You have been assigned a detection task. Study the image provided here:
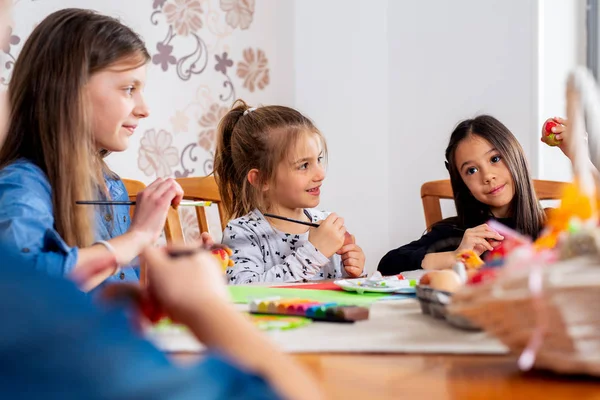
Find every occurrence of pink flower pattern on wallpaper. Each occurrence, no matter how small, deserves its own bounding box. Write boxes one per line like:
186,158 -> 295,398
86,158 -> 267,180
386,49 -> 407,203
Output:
180,207 -> 200,242
163,0 -> 204,36
237,48 -> 269,92
138,129 -> 180,178
170,110 -> 190,134
198,103 -> 229,151
220,0 -> 255,30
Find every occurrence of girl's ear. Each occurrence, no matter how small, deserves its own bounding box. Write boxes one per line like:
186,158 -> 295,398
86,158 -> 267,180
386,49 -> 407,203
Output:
247,169 -> 269,192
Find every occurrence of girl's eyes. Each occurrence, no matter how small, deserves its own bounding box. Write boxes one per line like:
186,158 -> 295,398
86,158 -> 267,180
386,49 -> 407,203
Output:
464,155 -> 502,175
124,86 -> 135,96
298,156 -> 323,170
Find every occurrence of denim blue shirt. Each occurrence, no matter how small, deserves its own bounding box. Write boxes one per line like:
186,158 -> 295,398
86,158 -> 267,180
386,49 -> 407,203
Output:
0,159 -> 139,283
0,267 -> 280,400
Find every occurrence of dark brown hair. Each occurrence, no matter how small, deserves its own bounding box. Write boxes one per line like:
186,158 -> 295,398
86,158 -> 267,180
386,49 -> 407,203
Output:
444,115 -> 545,237
214,99 -> 326,219
0,8 -> 150,247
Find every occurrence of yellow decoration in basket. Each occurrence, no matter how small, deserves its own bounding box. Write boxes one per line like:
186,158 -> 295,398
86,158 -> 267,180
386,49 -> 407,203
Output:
534,182 -> 597,251
455,250 -> 484,269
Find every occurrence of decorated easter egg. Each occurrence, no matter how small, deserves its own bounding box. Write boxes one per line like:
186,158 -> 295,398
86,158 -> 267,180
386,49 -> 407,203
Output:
544,121 -> 561,147
420,270 -> 463,293
212,246 -> 234,271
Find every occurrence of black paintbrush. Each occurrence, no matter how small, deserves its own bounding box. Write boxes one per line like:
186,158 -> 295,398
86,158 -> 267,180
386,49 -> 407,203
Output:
263,213 -> 319,228
76,200 -> 212,207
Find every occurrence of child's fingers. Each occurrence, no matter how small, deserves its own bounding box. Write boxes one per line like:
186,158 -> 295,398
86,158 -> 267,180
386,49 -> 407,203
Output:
488,240 -> 502,248
69,253 -> 118,286
468,237 -> 493,252
554,134 -> 563,141
483,230 -> 504,241
553,116 -> 567,125
200,232 -> 214,246
344,265 -> 362,278
341,250 -> 361,262
477,238 -> 494,252
471,227 -> 503,239
469,229 -> 503,241
323,213 -> 339,226
332,216 -> 345,230
171,181 -> 184,206
336,243 -> 357,255
344,258 -> 364,268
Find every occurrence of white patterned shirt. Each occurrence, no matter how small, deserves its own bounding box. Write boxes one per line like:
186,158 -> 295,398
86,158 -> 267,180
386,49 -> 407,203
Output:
223,208 -> 351,284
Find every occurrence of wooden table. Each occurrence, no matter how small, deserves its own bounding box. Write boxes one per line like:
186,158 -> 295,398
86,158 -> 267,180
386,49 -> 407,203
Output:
173,352 -> 600,399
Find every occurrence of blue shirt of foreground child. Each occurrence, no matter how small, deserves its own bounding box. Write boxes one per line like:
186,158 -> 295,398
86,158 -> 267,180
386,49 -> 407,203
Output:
0,266 -> 280,400
0,159 -> 139,285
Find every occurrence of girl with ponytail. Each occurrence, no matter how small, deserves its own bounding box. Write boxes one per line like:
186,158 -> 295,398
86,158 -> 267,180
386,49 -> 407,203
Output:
214,100 -> 365,284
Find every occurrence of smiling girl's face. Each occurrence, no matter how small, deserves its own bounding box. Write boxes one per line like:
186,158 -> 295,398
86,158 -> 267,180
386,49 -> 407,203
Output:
454,134 -> 515,217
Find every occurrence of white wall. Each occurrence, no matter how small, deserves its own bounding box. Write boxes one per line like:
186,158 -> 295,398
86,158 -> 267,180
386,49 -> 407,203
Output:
538,0 -> 587,182
294,0 -> 390,273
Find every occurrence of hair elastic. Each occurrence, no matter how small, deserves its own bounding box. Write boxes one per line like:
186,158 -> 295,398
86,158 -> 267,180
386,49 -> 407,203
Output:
243,107 -> 257,116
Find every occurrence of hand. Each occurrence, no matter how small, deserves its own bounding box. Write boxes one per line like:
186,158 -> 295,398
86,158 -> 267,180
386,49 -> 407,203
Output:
129,177 -> 184,246
456,224 -> 504,256
336,233 -> 365,277
541,117 -> 573,158
69,252 -> 118,290
308,213 -> 346,258
141,244 -> 228,323
199,231 -> 214,247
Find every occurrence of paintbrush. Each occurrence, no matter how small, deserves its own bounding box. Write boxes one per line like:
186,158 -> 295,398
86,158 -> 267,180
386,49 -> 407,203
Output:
263,212 -> 320,228
76,200 -> 212,207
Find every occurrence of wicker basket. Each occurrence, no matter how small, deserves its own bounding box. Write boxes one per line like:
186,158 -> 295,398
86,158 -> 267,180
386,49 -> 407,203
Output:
416,285 -> 480,331
449,255 -> 600,376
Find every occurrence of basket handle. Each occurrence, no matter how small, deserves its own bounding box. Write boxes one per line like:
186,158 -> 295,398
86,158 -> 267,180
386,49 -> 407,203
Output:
566,68 -> 599,214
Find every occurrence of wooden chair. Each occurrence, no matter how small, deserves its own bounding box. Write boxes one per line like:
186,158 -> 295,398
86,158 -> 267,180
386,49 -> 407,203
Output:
122,178 -> 148,285
169,176 -> 227,242
420,179 -> 568,230
122,178 -> 146,220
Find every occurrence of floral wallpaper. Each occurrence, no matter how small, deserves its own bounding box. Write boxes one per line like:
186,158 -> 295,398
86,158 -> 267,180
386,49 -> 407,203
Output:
3,0 -> 294,240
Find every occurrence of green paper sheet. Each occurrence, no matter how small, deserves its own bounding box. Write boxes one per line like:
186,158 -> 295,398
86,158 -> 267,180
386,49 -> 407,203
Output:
228,286 -> 407,305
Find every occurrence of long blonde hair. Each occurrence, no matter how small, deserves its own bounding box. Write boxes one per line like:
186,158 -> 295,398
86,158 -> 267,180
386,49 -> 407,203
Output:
0,9 -> 150,247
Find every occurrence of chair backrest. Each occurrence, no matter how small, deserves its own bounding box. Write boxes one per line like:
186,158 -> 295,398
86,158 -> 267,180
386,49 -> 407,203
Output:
122,178 -> 146,220
420,179 -> 568,230
168,176 -> 227,243
121,178 -> 148,285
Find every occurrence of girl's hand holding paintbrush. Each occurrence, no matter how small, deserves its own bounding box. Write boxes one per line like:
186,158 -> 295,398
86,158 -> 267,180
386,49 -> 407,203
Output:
128,177 -> 184,246
306,213 -> 365,278
307,213 -> 347,258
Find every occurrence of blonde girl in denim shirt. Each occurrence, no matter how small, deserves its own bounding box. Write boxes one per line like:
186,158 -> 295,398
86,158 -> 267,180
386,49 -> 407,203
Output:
0,9 -> 183,290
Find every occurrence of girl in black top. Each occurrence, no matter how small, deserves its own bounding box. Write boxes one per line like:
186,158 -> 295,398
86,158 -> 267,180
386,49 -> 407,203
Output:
379,115 -> 570,275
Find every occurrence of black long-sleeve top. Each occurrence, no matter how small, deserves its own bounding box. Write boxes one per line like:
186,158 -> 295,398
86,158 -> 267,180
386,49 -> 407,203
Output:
378,217 -> 516,275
